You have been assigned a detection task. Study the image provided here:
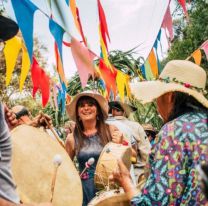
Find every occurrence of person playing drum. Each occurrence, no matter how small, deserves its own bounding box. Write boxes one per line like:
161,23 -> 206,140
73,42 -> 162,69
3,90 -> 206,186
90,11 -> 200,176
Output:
65,91 -> 124,206
0,15 -> 51,206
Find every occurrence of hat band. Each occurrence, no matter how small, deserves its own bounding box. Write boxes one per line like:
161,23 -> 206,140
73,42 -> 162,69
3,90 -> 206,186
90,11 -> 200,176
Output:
158,77 -> 207,95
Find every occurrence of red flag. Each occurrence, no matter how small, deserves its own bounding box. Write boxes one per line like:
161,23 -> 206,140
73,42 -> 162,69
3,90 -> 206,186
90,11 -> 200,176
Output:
31,57 -> 50,107
178,0 -> 188,16
99,59 -> 117,98
97,0 -> 110,50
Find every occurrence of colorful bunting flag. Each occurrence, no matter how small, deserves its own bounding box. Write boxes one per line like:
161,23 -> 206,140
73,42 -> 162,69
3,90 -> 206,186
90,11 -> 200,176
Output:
11,0 -> 38,62
97,0 -> 111,67
191,49 -> 202,65
31,57 -> 50,107
201,40 -> 208,60
116,70 -> 131,101
162,5 -> 173,41
148,49 -> 159,78
19,44 -> 31,91
71,37 -> 95,87
178,0 -> 188,17
144,60 -> 154,80
4,36 -> 22,86
49,18 -> 65,61
99,59 -> 117,99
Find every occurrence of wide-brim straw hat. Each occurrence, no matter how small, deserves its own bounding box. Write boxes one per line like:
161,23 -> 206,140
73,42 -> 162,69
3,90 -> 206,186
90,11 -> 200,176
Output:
0,15 -> 19,41
130,60 -> 208,108
66,91 -> 109,121
109,101 -> 137,118
142,124 -> 157,133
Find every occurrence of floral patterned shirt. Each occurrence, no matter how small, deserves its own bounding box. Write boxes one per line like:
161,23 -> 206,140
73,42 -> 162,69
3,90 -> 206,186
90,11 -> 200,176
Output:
131,112 -> 208,206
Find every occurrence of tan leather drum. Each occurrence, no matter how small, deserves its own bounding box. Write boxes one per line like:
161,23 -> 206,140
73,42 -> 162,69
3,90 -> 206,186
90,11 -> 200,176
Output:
11,125 -> 82,206
94,142 -> 131,190
88,188 -> 130,206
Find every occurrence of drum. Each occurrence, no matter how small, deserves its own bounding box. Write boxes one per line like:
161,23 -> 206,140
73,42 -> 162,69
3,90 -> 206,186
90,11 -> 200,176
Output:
94,142 -> 132,190
11,125 -> 82,206
88,188 -> 130,206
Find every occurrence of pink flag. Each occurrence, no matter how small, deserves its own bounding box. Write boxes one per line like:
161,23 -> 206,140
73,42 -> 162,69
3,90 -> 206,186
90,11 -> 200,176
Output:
162,5 -> 173,41
71,37 -> 94,87
201,40 -> 208,60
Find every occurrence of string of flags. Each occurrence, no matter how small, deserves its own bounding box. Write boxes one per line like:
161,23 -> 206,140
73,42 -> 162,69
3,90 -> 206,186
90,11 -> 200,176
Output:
2,0 -> 207,111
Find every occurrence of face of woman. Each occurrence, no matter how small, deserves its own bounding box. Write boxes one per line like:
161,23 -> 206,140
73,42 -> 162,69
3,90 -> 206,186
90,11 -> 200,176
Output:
156,92 -> 174,123
78,101 -> 98,122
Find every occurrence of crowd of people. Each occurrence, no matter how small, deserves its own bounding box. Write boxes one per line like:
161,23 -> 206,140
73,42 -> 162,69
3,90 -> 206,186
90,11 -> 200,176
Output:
0,14 -> 208,206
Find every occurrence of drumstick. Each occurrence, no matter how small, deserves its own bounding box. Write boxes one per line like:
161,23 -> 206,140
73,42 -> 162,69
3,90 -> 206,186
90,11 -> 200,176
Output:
50,154 -> 62,202
41,113 -> 65,149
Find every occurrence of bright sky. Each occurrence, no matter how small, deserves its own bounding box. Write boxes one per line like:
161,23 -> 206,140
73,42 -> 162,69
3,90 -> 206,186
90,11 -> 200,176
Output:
4,0 -> 174,80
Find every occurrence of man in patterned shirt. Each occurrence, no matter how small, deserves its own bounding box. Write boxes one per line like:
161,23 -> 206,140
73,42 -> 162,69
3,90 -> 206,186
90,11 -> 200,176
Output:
112,60 -> 208,205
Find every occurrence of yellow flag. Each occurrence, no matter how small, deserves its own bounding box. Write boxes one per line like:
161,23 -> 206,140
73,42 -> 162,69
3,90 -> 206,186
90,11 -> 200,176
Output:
4,36 -> 22,86
192,49 -> 202,65
116,70 -> 131,101
19,44 -> 31,91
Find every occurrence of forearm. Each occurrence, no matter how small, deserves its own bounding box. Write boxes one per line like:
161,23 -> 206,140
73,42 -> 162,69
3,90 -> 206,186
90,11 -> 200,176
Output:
0,198 -> 19,206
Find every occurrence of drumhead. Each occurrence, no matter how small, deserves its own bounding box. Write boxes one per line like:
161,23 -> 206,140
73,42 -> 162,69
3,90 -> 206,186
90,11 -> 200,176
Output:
11,125 -> 82,206
88,189 -> 130,206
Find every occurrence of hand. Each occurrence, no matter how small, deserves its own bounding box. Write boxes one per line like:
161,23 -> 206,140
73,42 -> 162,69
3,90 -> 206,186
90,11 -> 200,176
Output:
111,128 -> 123,144
4,104 -> 18,130
32,112 -> 52,128
110,159 -> 137,199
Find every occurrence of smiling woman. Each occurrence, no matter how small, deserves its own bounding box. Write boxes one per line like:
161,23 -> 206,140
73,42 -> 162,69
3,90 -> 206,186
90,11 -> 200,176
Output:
65,91 -> 124,206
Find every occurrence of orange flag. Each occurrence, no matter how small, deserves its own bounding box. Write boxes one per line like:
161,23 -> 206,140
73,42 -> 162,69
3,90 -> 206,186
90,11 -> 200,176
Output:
148,49 -> 159,77
191,49 -> 202,65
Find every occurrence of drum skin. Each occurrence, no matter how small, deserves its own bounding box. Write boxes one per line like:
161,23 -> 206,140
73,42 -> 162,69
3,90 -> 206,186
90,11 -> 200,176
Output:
88,189 -> 130,206
95,142 -> 131,190
11,125 -> 82,206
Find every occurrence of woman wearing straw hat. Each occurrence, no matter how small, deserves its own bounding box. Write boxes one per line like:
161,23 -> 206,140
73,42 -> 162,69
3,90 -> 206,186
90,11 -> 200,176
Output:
0,15 -> 51,206
111,60 -> 208,205
65,91 -> 123,206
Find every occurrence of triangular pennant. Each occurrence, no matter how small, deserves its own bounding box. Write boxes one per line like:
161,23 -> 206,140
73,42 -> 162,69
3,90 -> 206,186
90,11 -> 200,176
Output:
71,37 -> 94,87
148,49 -> 159,78
11,0 -> 38,62
54,43 -> 67,85
201,40 -> 208,60
99,59 -> 117,98
19,44 -> 31,91
162,5 -> 173,41
31,58 -> 50,107
49,18 -> 65,62
191,49 -> 202,65
144,60 -> 154,80
4,36 -> 22,86
116,70 -> 131,101
178,0 -> 188,16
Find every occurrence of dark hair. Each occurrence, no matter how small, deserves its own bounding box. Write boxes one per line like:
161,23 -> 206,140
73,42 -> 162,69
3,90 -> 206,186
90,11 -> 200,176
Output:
15,108 -> 29,119
168,92 -> 208,122
74,96 -> 112,152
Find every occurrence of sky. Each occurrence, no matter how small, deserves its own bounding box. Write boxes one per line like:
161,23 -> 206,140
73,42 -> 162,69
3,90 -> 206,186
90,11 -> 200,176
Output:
4,0 -> 173,79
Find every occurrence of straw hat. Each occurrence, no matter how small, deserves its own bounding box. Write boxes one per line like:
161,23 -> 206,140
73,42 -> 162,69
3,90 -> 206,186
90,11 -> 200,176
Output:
142,124 -> 156,133
130,60 -> 208,108
109,96 -> 137,117
66,91 -> 109,121
0,15 -> 19,41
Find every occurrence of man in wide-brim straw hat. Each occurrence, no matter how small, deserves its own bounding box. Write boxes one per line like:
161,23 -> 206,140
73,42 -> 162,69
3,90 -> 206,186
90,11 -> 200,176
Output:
111,60 -> 208,205
0,15 -> 51,206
